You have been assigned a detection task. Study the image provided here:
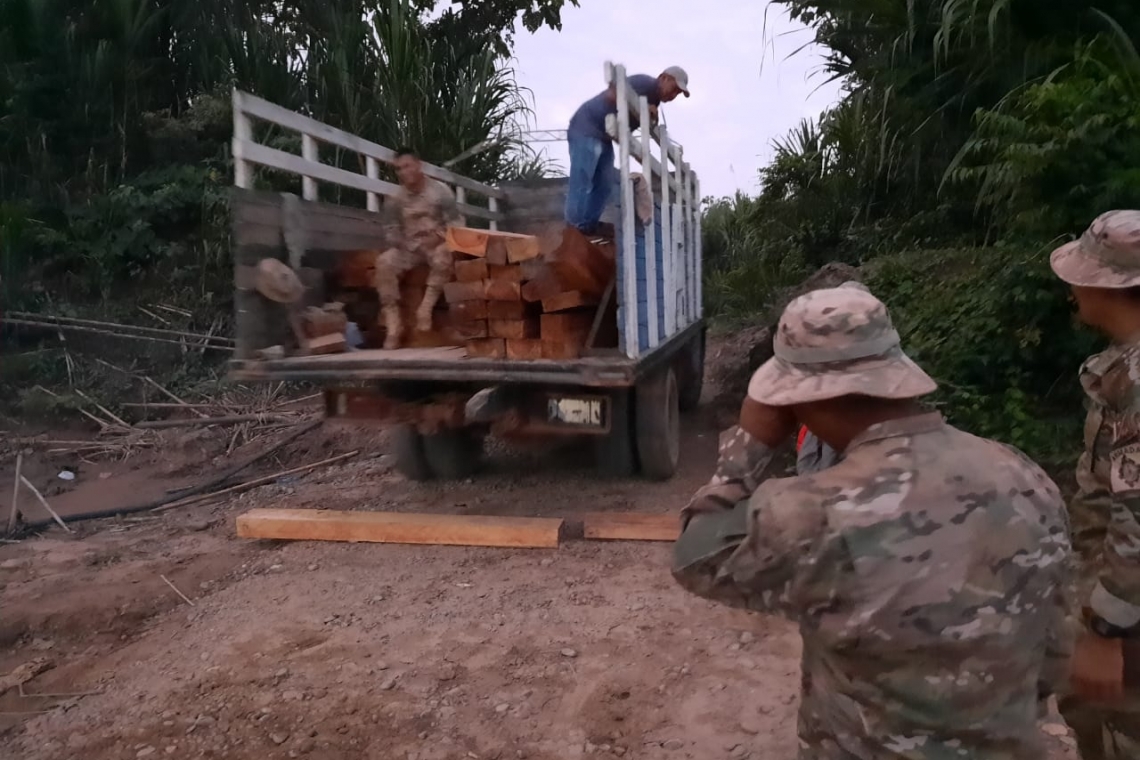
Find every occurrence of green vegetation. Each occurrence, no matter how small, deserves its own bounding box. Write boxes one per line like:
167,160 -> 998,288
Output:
703,0 -> 1140,464
0,0 -> 572,408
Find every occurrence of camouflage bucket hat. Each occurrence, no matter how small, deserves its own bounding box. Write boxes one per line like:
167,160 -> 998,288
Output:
747,285 -> 937,406
255,258 -> 304,304
1051,210 -> 1140,289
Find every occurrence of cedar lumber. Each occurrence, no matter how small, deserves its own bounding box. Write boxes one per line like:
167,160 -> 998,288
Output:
236,508 -> 562,549
581,512 -> 680,542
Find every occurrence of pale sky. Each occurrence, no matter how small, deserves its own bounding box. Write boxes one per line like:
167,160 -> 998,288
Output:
510,0 -> 844,201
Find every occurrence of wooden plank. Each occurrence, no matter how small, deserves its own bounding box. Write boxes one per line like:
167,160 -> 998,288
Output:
487,301 -> 528,320
488,319 -> 538,340
236,508 -> 561,548
305,333 -> 348,355
466,338 -> 506,358
505,236 -> 540,263
449,300 -> 489,321
541,312 -> 594,341
582,512 -> 680,542
444,281 -> 486,303
521,271 -> 563,303
541,291 -> 597,313
520,259 -> 546,281
485,280 -> 522,302
443,319 -> 488,341
487,264 -> 523,283
455,259 -> 489,282
541,341 -> 582,360
485,239 -> 509,266
234,91 -> 505,200
506,339 -> 544,360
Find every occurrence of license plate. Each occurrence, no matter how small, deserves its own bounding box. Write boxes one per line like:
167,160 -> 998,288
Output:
547,397 -> 605,428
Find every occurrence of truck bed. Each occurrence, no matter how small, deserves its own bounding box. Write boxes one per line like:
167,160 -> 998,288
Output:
228,322 -> 700,388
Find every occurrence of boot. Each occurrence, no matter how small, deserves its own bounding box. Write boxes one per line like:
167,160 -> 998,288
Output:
382,306 -> 403,350
415,285 -> 442,333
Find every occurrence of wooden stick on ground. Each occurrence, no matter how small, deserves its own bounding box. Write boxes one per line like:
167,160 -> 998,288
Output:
133,414 -> 292,430
160,574 -> 195,606
154,451 -> 359,512
73,389 -> 131,429
18,477 -> 71,533
94,358 -> 209,419
7,454 -> 22,534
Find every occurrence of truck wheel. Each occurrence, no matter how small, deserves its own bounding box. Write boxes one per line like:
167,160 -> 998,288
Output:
422,428 -> 483,480
635,366 -> 681,480
392,425 -> 434,481
677,327 -> 706,412
594,389 -> 636,477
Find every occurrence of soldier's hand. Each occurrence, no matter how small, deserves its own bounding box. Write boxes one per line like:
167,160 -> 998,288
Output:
1070,631 -> 1125,701
739,398 -> 796,448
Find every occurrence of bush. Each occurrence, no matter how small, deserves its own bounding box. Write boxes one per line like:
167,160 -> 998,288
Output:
867,246 -> 1099,465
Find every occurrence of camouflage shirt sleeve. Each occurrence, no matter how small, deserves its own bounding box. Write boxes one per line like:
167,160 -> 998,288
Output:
681,426 -> 776,524
434,181 -> 462,227
1092,407 -> 1140,631
672,478 -> 831,619
381,193 -> 404,250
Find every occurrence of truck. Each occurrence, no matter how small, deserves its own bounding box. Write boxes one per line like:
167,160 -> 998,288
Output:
227,61 -> 705,482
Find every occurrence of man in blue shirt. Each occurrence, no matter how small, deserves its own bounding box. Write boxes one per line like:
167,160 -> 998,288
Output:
565,66 -> 690,234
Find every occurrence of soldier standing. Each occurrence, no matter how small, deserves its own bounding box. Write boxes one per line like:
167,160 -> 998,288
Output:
375,148 -> 461,349
1050,209 -> 1140,759
673,286 -> 1073,759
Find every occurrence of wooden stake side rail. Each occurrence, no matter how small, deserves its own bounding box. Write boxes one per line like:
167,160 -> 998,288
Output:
232,89 -> 504,227
603,61 -> 703,358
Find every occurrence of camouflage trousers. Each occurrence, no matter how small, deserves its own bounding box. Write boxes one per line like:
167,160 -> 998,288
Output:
374,242 -> 452,306
1058,691 -> 1140,759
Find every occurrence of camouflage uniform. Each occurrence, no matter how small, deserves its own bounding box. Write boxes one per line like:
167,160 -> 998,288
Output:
674,287 -> 1073,760
375,178 -> 461,346
1051,210 -> 1140,759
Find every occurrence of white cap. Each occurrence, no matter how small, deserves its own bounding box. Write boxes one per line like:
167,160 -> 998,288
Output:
662,66 -> 690,97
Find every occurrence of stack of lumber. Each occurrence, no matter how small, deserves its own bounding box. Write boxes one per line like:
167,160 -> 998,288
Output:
332,224 -> 618,357
443,225 -> 617,360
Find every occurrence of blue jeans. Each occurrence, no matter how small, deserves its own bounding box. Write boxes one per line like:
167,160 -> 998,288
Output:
564,133 -> 616,233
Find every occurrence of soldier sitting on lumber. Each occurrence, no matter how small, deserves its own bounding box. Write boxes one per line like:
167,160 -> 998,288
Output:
375,147 -> 461,349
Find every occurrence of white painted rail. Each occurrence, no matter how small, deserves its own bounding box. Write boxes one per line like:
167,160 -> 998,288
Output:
603,62 -> 702,358
231,89 -> 504,227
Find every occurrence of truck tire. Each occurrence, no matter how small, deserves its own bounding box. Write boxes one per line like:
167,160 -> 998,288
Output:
635,366 -> 681,480
421,428 -> 483,480
392,425 -> 434,482
594,389 -> 636,477
677,327 -> 706,412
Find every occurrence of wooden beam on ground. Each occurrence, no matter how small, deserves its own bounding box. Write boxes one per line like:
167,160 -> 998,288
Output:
236,508 -> 562,549
581,512 -> 679,542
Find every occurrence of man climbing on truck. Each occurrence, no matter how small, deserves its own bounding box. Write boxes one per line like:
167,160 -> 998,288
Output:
374,147 -> 462,349
565,66 -> 690,235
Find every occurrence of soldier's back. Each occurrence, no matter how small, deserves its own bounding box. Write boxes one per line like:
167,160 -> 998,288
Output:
781,417 -> 1069,759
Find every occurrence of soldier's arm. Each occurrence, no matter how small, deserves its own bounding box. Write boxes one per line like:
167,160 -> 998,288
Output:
672,479 -> 827,618
381,195 -> 404,250
436,182 -> 462,227
681,426 -> 777,522
1094,422 -> 1140,633
681,397 -> 794,523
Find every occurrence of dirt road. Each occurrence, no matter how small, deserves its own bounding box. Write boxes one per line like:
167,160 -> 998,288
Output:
0,412 -> 1078,759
